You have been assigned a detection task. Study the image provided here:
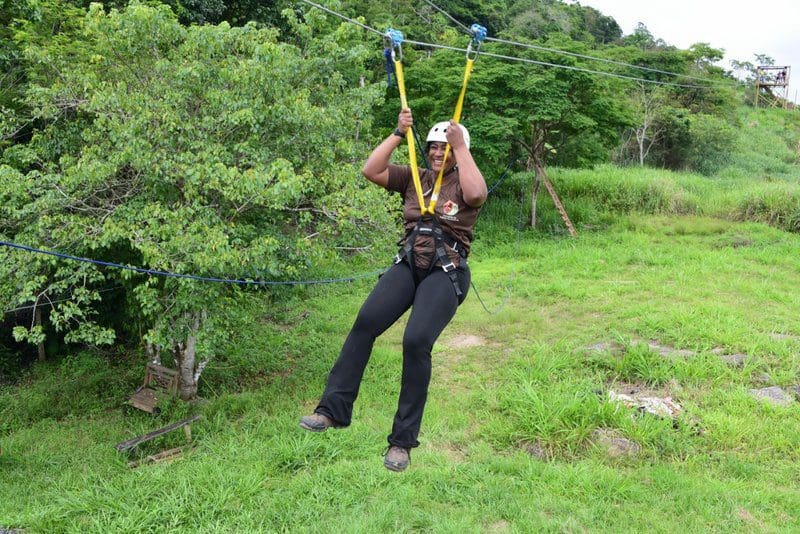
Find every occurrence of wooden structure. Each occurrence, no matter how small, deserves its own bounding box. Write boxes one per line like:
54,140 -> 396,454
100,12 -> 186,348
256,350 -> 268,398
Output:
754,65 -> 791,109
531,165 -> 577,237
126,363 -> 179,414
115,414 -> 201,453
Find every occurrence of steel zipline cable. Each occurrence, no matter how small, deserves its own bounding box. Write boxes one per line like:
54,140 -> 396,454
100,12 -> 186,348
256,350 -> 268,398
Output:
298,0 -> 719,89
418,0 -> 738,87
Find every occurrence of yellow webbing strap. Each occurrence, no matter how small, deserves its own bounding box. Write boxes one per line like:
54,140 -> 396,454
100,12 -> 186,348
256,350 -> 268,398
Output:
424,57 -> 474,215
393,59 -> 427,212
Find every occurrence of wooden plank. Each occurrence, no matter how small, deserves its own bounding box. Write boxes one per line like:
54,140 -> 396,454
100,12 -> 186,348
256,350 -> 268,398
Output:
115,414 -> 201,452
127,446 -> 193,469
128,388 -> 158,412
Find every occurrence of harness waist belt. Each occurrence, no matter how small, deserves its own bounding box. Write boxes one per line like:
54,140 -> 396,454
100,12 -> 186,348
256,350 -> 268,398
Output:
393,218 -> 467,297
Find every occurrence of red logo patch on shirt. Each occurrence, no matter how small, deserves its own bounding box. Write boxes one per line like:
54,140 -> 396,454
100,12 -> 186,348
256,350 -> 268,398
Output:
443,200 -> 459,216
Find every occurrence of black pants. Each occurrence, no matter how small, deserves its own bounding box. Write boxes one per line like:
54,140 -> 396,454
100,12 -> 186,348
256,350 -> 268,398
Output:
315,260 -> 470,449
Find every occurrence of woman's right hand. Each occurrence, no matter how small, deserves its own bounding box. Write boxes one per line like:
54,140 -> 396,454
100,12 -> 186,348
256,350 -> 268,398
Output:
397,108 -> 413,135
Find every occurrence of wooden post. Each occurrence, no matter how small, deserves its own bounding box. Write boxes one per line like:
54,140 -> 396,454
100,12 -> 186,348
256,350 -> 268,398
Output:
532,161 -> 576,237
531,174 -> 541,227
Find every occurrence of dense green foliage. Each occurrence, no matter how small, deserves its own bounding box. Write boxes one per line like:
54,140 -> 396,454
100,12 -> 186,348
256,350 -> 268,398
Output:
1,1 -> 394,393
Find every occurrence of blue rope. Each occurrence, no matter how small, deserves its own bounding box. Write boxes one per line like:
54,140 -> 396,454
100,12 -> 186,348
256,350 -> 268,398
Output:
384,47 -> 394,86
0,240 -> 386,286
487,158 -> 518,194
470,182 -> 525,315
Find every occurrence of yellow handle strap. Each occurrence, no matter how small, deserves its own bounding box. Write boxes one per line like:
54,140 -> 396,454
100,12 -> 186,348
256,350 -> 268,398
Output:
424,58 -> 474,215
393,59 -> 427,212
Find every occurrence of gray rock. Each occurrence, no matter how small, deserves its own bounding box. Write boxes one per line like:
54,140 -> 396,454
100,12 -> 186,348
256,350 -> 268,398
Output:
645,341 -> 696,358
584,341 -> 625,355
592,429 -> 641,457
521,440 -> 549,460
769,333 -> 798,341
748,386 -> 794,406
721,353 -> 747,367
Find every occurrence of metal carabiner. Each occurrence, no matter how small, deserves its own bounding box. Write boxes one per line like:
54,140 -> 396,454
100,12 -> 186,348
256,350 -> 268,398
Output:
466,41 -> 481,61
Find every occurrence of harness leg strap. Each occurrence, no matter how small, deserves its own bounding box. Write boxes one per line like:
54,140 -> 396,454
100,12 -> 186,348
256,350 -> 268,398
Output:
448,270 -> 463,297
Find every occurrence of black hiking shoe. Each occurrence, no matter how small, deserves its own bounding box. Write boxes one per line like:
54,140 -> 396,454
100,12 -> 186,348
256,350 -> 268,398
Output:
299,413 -> 341,432
383,445 -> 410,472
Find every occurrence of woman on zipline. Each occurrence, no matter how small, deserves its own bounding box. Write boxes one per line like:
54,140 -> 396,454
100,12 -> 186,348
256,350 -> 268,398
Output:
300,107 -> 487,471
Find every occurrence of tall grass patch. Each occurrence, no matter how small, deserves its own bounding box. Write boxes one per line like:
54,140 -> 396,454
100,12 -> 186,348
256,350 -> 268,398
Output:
545,163 -> 800,233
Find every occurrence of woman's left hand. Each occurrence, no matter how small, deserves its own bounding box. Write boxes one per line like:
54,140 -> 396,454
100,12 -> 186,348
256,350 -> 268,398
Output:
446,120 -> 467,149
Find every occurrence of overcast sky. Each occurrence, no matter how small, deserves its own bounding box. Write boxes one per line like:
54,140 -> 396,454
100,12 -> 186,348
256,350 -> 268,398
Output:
576,0 -> 799,102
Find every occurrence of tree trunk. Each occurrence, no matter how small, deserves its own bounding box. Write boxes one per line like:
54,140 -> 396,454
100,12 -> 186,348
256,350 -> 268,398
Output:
637,128 -> 646,166
175,311 -> 203,400
35,308 -> 46,362
146,341 -> 161,365
527,126 -> 548,228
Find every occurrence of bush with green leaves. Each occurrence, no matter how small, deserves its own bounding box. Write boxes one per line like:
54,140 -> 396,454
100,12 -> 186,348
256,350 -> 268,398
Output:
685,113 -> 736,176
0,2 -> 395,397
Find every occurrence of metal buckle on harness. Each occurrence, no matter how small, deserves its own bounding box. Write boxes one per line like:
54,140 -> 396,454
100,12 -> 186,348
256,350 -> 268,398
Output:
441,262 -> 456,273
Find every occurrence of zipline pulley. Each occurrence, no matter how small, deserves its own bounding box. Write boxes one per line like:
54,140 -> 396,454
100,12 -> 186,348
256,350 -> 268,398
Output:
384,28 -> 404,61
467,24 -> 487,60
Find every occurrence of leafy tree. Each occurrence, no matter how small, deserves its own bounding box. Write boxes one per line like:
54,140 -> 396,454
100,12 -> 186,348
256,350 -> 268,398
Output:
615,83 -> 668,166
754,53 -> 774,67
730,59 -> 755,83
1,2 -> 392,398
621,23 -> 667,50
574,5 -> 621,44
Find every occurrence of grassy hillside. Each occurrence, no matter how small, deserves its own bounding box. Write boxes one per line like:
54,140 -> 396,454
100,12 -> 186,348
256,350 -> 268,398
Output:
2,213 -> 799,531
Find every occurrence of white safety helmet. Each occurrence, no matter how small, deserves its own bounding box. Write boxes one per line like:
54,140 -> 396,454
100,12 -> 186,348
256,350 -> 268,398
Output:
426,121 -> 470,150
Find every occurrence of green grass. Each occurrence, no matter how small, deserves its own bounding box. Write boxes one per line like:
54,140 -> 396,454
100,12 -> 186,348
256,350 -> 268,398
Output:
2,213 -> 800,531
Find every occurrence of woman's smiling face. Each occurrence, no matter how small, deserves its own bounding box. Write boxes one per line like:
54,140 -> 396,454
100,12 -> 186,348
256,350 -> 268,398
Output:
427,142 -> 455,173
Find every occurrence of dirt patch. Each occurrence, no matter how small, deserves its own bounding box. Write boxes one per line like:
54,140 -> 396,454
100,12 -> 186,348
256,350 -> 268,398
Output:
519,439 -> 550,460
437,442 -> 468,463
485,520 -> 511,533
584,341 -> 626,355
442,334 -> 487,349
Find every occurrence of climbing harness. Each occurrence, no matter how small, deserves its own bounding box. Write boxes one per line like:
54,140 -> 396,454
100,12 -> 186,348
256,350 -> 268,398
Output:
383,24 -> 487,216
394,217 -> 468,297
